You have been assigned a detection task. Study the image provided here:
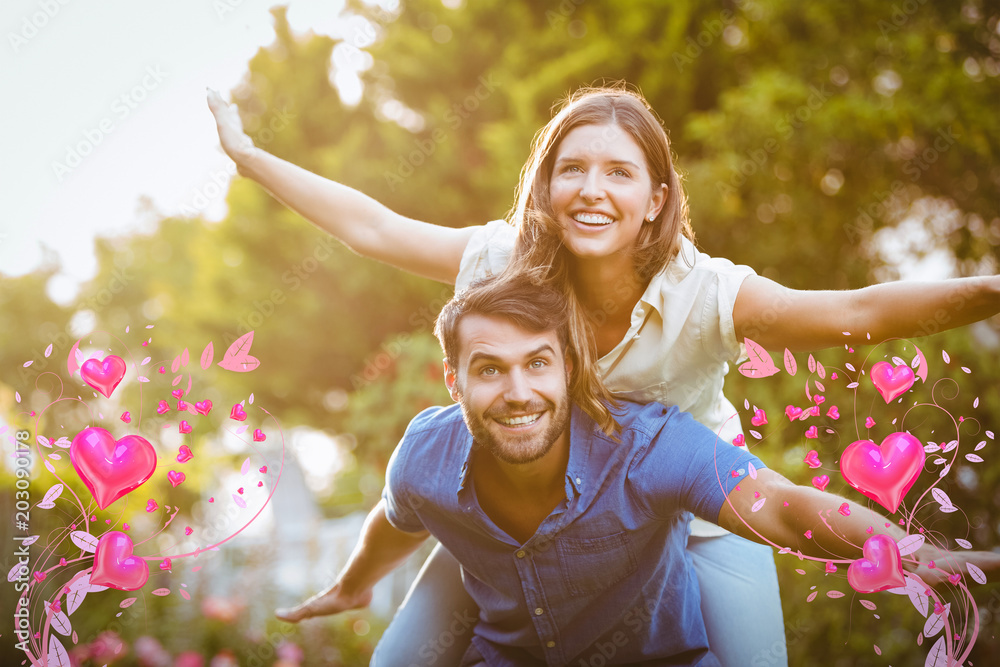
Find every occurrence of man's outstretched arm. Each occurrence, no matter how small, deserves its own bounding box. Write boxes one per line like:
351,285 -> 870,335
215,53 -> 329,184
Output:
718,469 -> 1000,585
275,499 -> 429,622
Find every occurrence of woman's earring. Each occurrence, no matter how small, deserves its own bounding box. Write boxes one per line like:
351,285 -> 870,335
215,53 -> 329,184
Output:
647,214 -> 655,221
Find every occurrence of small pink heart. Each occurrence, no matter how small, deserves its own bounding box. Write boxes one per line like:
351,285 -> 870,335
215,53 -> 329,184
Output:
785,405 -> 803,421
195,400 -> 213,416
803,450 -> 822,468
80,355 -> 127,398
848,534 -> 905,594
50,600 -> 61,613
259,466 -> 268,473
146,499 -> 158,512
33,571 -> 46,582
253,429 -> 266,442
948,573 -> 961,585
120,411 -> 131,423
167,471 -> 186,487
172,390 -> 184,399
804,530 -> 813,539
751,409 -> 767,426
59,558 -> 67,567
808,406 -> 820,417
933,601 -> 945,615
176,445 -> 193,463
178,420 -> 192,434
123,523 -> 130,531
838,502 -> 851,516
826,406 -> 840,420
237,487 -> 244,494
156,400 -> 170,415
805,426 -> 818,439
159,558 -> 172,572
866,527 -> 874,534
185,526 -> 193,536
812,475 -> 830,491
209,497 -> 214,503
158,366 -> 165,373
870,361 -> 915,403
92,531 -> 148,591
825,562 -> 837,573
813,395 -> 825,405
230,403 -> 247,421
257,481 -> 263,487
177,400 -> 188,411
865,417 -> 876,429
733,434 -> 745,447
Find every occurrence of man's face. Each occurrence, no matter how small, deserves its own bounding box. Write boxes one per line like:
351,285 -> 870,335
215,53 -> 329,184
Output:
446,314 -> 572,465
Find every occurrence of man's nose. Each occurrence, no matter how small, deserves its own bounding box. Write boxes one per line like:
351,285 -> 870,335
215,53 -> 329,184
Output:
503,368 -> 534,404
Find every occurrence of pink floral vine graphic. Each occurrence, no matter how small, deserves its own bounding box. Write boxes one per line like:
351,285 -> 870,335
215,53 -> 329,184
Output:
7,327 -> 283,666
734,337 -> 995,666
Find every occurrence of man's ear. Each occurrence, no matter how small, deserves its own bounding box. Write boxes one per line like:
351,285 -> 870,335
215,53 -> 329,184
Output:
443,359 -> 460,402
564,353 -> 574,383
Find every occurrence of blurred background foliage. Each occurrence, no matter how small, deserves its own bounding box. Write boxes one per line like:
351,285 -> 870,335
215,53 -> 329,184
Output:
3,0 -> 1000,665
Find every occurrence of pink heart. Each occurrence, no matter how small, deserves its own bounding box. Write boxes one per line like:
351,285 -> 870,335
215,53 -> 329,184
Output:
865,417 -> 876,429
805,426 -> 818,439
732,434 -> 745,447
195,400 -> 213,416
70,427 -> 157,510
157,400 -> 170,415
172,390 -> 184,399
120,411 -> 131,423
840,433 -> 925,513
230,403 -> 247,421
176,445 -> 193,463
751,409 -> 767,426
145,499 -> 158,512
259,466 -> 268,473
785,405 -> 803,421
803,450 -> 822,468
813,395 -> 825,405
253,429 -> 266,442
826,406 -> 840,420
159,558 -> 172,572
825,562 -> 837,573
178,420 -> 192,434
870,361 -> 915,403
177,400 -> 188,411
838,502 -> 851,516
812,475 -> 830,491
948,572 -> 961,585
847,534 -> 906,594
80,355 -> 127,398
167,471 -> 186,487
92,531 -> 148,591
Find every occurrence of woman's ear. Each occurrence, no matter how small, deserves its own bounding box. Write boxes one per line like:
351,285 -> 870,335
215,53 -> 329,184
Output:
648,183 -> 668,221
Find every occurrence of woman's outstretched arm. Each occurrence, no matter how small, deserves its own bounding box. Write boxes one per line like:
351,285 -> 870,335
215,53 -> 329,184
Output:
733,274 -> 1000,352
207,89 -> 477,284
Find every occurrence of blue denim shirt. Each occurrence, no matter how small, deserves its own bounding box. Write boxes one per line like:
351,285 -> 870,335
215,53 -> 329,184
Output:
383,401 -> 764,666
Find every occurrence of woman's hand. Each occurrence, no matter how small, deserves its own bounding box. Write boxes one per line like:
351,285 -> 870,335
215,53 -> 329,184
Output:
207,88 -> 258,170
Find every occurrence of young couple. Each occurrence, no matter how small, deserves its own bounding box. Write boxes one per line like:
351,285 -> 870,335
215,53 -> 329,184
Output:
208,84 -> 1000,665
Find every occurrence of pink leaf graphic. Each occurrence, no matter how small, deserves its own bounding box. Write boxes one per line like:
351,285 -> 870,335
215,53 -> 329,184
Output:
806,591 -> 817,602
70,531 -> 99,553
233,494 -> 247,509
783,348 -> 797,375
913,345 -> 928,383
240,457 -> 251,475
180,347 -> 189,367
808,354 -> 816,373
923,611 -> 945,637
180,589 -> 191,600
968,562 -> 987,584
53,436 -> 72,448
38,483 -> 64,509
931,488 -> 952,507
171,355 -> 181,373
120,597 -> 137,608
218,331 -> 260,372
7,561 -> 28,582
897,534 -> 925,556
814,380 -> 825,393
817,361 -> 826,379
50,610 -> 72,636
925,636 -> 947,667
48,635 -> 71,667
826,590 -> 845,598
44,460 -> 55,473
748,462 -> 758,480
152,588 -> 171,596
45,343 -> 53,357
200,342 -> 214,370
955,538 -> 972,549
38,434 -> 52,448
860,600 -> 877,610
751,497 -> 766,512
23,360 -> 33,367
22,534 -> 39,546
965,453 -> 984,463
738,338 -> 780,378
141,356 -> 151,366
874,645 -> 881,656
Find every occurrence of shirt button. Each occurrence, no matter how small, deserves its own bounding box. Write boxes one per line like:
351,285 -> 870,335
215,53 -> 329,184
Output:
575,477 -> 582,485
534,607 -> 544,616
516,550 -> 526,559
546,641 -> 555,648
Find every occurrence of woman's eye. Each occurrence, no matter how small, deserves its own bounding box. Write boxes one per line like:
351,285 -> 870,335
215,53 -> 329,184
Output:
612,168 -> 630,177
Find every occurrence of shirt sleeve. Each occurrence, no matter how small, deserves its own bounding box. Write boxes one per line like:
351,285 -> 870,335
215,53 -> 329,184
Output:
628,406 -> 765,524
694,251 -> 757,365
381,437 -> 426,533
455,219 -> 517,290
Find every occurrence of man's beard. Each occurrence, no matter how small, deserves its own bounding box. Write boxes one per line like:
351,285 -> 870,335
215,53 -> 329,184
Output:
459,395 -> 571,465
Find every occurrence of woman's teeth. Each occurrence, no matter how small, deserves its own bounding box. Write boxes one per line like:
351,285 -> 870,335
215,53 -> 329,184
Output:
573,213 -> 613,225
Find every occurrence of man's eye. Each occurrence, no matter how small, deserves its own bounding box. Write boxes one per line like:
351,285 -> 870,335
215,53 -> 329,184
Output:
480,367 -> 498,376
529,359 -> 548,369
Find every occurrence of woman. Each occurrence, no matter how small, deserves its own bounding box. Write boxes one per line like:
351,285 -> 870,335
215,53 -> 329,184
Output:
208,85 -> 1000,666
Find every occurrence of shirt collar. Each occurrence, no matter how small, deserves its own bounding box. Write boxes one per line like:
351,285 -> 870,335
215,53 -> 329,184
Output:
639,236 -> 699,317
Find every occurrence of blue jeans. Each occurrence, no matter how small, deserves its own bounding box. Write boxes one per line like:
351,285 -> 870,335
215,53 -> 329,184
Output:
371,534 -> 786,667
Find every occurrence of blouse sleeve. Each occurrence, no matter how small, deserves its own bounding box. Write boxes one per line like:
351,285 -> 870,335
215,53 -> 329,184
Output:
695,253 -> 757,365
455,219 -> 517,290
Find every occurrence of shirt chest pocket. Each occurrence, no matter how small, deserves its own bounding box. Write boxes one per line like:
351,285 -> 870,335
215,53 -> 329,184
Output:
556,531 -> 637,597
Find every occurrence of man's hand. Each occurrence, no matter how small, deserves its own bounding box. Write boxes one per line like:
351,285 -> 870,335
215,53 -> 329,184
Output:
275,582 -> 373,623
207,88 -> 258,170
911,547 -> 1000,588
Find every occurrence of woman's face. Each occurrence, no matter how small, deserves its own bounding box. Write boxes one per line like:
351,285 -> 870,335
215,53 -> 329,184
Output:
548,123 -> 666,266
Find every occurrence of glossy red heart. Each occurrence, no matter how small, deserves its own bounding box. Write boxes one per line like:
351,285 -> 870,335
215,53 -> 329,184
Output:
91,531 -> 148,591
80,355 -> 127,398
70,427 -> 156,509
840,432 -> 925,513
870,361 -> 915,403
847,534 -> 905,594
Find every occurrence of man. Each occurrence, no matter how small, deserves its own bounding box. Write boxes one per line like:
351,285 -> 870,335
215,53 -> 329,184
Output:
276,274 -> 998,665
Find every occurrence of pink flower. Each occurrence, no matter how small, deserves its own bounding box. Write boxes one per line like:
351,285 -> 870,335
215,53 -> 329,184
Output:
173,652 -> 205,667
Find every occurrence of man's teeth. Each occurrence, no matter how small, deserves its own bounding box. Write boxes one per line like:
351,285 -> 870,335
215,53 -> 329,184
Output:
497,413 -> 542,426
573,213 -> 613,225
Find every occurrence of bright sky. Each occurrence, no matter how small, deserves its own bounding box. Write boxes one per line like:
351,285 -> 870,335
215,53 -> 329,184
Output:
1,0 -> 387,304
